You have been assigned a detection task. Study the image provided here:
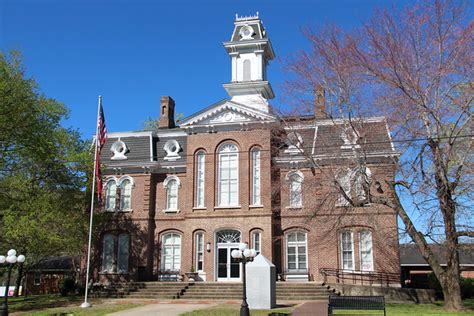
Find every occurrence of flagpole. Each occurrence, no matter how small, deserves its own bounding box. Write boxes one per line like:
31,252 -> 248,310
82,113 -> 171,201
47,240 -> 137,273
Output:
81,95 -> 102,308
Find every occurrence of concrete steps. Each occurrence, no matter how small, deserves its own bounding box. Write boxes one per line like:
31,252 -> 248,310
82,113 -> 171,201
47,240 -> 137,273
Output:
98,281 -> 338,300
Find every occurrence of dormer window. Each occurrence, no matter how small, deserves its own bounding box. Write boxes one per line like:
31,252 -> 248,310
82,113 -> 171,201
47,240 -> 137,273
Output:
285,132 -> 304,155
164,139 -> 181,161
110,140 -> 128,160
239,25 -> 255,40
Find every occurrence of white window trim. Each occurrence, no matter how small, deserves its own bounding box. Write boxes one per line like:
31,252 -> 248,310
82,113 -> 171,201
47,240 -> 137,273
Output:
101,232 -> 130,274
163,175 -> 181,213
217,143 -> 239,207
161,233 -> 182,271
335,169 -> 351,207
250,148 -> 262,206
104,177 -> 118,212
286,170 -> 303,208
117,233 -> 130,273
195,232 -> 204,272
285,231 -> 308,272
359,230 -> 374,272
252,231 -> 262,255
117,176 -> 134,212
340,231 -> 355,271
195,151 -> 206,208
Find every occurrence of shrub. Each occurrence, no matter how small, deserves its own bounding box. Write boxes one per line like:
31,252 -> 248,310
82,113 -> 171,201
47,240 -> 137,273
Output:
59,278 -> 76,296
460,277 -> 474,299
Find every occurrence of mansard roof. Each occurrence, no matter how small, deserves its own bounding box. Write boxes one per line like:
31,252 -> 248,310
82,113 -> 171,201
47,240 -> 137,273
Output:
275,116 -> 399,166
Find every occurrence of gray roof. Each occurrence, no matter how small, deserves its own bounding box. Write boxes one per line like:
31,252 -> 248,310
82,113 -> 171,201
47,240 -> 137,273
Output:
400,244 -> 474,266
102,135 -> 152,165
277,118 -> 397,164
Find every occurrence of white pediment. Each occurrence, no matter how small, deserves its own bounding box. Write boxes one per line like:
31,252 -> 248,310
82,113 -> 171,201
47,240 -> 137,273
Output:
180,100 -> 276,127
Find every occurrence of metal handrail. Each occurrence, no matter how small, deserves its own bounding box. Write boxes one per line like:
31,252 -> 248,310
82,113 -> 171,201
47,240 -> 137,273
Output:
320,268 -> 400,287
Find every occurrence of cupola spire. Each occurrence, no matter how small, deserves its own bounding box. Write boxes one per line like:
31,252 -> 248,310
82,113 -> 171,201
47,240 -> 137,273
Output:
223,13 -> 275,113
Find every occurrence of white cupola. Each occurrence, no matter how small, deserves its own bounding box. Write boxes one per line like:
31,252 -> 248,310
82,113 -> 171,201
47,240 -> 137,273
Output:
223,13 -> 275,113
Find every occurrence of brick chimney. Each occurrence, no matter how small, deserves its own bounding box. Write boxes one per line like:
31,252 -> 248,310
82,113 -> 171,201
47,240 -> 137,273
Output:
159,96 -> 176,129
314,85 -> 326,120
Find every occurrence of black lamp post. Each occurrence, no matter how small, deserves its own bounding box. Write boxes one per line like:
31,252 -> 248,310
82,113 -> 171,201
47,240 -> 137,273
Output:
231,243 -> 257,316
0,249 -> 26,316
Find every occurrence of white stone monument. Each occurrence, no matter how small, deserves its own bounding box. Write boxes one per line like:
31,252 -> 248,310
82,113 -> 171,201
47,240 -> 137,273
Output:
246,254 -> 276,309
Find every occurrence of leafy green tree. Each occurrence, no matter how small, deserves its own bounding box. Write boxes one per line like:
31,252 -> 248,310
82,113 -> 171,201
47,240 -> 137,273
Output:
0,51 -> 89,295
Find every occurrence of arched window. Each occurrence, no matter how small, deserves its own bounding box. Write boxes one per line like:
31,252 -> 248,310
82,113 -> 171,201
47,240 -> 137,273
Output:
359,230 -> 373,271
243,59 -> 251,81
340,231 -> 354,270
102,233 -> 115,272
195,151 -> 205,207
251,148 -> 261,205
102,232 -> 130,273
252,231 -> 261,255
120,179 -> 132,211
218,143 -> 239,206
105,180 -> 117,211
286,231 -> 307,272
288,172 -> 303,208
162,233 -> 181,271
195,231 -> 204,272
353,167 -> 372,201
164,176 -> 180,212
336,170 -> 351,206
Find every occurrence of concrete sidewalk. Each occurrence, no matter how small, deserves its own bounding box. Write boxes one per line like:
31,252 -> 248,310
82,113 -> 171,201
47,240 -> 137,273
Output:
291,300 -> 328,316
107,302 -> 217,316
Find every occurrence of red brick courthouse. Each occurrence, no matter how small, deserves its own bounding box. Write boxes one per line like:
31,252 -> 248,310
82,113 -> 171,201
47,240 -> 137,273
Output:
88,14 -> 401,286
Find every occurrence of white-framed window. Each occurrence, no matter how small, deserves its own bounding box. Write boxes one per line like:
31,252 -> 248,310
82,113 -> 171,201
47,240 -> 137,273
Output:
164,176 -> 180,212
195,232 -> 204,272
117,233 -> 130,273
288,171 -> 303,208
286,231 -> 307,272
162,233 -> 181,271
252,231 -> 261,255
102,232 -> 130,273
119,179 -> 132,211
340,231 -> 354,270
218,143 -> 239,206
251,148 -> 261,205
353,167 -> 372,201
336,169 -> 351,206
105,180 -> 117,211
195,151 -> 205,207
359,230 -> 374,271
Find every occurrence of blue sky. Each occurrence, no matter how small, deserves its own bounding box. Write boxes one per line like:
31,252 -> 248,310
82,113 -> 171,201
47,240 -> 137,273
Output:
1,0 -> 412,138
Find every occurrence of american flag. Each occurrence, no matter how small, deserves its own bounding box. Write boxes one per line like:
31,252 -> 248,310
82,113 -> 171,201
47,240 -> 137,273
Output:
95,97 -> 107,201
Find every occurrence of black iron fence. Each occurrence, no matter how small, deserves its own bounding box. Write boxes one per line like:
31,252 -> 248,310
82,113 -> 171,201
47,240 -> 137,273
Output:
320,268 -> 400,287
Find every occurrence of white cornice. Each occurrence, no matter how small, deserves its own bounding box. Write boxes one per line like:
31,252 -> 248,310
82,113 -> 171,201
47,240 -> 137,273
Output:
180,100 -> 276,127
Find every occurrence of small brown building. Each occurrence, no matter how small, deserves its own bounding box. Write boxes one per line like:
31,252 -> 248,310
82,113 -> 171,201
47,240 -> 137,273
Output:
401,244 -> 474,288
25,256 -> 76,295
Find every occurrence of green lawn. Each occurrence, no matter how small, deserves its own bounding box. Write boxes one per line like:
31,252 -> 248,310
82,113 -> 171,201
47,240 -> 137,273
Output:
16,303 -> 144,316
7,294 -> 143,315
332,299 -> 474,315
182,300 -> 474,316
180,304 -> 292,316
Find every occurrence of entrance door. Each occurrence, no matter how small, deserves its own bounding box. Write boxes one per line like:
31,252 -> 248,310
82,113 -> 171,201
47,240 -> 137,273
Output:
216,229 -> 242,281
217,246 -> 240,281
